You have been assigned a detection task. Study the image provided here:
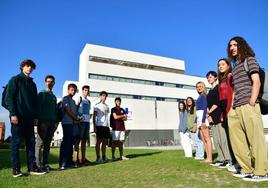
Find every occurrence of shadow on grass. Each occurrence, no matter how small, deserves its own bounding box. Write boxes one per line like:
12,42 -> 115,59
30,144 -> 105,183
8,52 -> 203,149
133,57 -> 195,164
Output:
125,151 -> 162,159
0,148 -> 60,170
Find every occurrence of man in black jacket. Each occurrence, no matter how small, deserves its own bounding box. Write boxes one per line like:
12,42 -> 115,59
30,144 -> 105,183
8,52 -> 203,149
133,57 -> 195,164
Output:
5,59 -> 45,177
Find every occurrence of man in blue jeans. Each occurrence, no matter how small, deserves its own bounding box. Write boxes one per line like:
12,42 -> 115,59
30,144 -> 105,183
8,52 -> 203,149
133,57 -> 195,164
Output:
59,83 -> 81,169
5,59 -> 45,177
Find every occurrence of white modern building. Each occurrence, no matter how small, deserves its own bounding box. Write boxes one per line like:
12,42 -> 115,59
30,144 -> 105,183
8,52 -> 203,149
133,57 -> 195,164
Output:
53,44 -> 209,146
54,44 -> 268,146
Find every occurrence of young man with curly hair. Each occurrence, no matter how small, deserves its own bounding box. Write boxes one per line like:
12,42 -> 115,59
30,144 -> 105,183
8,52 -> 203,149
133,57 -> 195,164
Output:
227,36 -> 268,182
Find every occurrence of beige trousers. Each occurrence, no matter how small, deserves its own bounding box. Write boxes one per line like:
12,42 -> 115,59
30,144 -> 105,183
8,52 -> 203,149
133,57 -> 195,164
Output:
228,103 -> 268,175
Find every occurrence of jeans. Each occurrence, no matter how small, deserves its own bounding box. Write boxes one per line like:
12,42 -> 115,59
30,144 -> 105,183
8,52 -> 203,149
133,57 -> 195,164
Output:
59,124 -> 74,167
179,132 -> 192,157
11,118 -> 36,170
191,129 -> 204,158
35,122 -> 57,167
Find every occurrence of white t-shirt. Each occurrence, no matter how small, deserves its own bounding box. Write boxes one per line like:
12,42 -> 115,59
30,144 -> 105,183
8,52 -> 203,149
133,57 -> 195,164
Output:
77,96 -> 91,123
94,102 -> 109,127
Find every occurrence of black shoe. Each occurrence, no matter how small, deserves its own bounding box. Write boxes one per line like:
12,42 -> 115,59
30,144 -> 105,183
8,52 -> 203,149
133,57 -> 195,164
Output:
12,168 -> 23,177
42,164 -> 53,172
29,166 -> 46,175
218,161 -> 229,168
69,161 -> 78,168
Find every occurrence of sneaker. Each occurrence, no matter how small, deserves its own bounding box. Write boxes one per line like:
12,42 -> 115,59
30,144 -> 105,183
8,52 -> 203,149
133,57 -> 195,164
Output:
243,174 -> 268,182
120,156 -> 129,161
227,163 -> 241,172
102,157 -> 111,163
75,159 -> 81,166
69,161 -> 78,168
218,161 -> 230,169
95,158 -> 103,164
210,161 -> 223,167
42,165 -> 53,172
232,172 -> 252,178
29,167 -> 46,176
12,168 -> 23,177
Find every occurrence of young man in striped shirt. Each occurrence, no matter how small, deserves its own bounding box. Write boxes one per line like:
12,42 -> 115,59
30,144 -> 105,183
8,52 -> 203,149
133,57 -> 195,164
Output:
227,36 -> 268,182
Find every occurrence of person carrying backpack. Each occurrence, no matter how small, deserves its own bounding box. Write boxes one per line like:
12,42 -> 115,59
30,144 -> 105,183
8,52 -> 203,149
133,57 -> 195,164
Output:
227,36 -> 268,182
74,85 -> 91,165
4,59 -> 45,177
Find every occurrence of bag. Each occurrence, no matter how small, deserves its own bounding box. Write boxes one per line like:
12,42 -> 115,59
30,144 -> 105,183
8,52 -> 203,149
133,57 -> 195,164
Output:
244,58 -> 268,115
1,76 -> 22,110
57,101 -> 63,122
1,86 -> 8,110
110,112 -> 115,129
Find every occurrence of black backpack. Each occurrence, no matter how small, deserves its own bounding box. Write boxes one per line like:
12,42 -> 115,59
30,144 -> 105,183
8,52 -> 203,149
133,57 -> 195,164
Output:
244,58 -> 268,115
1,76 -> 22,110
57,101 -> 63,123
110,109 -> 115,130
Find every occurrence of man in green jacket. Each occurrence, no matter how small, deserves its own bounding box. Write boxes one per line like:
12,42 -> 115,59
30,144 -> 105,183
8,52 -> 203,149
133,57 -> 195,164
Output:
35,75 -> 58,172
5,59 -> 45,177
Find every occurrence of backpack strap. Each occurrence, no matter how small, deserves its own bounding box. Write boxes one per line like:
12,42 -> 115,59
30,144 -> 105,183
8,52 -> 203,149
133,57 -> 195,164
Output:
77,96 -> 82,110
243,58 -> 250,74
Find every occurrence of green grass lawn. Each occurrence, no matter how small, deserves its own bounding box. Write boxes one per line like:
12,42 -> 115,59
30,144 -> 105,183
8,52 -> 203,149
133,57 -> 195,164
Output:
0,147 -> 267,188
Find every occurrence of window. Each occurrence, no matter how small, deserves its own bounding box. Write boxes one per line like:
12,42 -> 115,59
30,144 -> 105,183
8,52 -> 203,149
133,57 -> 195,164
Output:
88,56 -> 185,74
88,73 -> 196,90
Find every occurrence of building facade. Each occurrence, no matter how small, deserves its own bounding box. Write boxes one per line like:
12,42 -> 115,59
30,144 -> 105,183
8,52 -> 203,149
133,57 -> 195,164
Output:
53,44 -> 210,146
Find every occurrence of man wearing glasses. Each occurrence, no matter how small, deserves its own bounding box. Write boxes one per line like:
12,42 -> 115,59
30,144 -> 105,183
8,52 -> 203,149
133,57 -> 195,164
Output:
35,75 -> 58,172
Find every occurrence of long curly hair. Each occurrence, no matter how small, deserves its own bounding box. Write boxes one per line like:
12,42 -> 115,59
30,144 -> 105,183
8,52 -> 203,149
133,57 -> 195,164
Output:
227,36 -> 255,62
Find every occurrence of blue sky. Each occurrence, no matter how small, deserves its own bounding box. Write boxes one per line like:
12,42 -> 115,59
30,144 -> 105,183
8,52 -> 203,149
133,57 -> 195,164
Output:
1,0 -> 268,137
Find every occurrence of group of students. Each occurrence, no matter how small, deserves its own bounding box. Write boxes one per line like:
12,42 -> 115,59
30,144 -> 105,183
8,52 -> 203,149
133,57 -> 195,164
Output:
4,59 -> 128,177
178,36 -> 268,182
4,36 -> 268,182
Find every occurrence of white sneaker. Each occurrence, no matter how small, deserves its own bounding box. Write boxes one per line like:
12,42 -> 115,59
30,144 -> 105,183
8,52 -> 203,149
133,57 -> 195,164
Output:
210,161 -> 223,167
243,174 -> 268,182
120,156 -> 129,160
95,158 -> 103,164
227,163 -> 241,172
232,172 -> 252,178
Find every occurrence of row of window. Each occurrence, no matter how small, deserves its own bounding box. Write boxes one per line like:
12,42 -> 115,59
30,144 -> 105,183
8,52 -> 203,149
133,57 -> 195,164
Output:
88,73 -> 196,90
88,56 -> 185,74
90,92 -> 184,102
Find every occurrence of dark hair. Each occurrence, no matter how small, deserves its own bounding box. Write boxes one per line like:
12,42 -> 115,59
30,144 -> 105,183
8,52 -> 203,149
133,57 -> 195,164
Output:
99,91 -> 108,97
67,83 -> 77,90
82,85 -> 90,90
206,71 -> 217,78
45,75 -> 55,82
217,58 -> 232,83
20,59 -> 36,70
178,101 -> 186,112
186,97 -> 195,114
227,36 -> 255,62
115,97 -> 121,102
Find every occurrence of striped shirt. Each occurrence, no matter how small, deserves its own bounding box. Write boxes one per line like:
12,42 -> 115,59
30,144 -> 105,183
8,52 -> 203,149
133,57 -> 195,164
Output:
232,57 -> 259,107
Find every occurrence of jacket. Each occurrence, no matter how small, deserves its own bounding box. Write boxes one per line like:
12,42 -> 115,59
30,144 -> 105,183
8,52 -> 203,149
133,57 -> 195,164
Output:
5,72 -> 38,119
